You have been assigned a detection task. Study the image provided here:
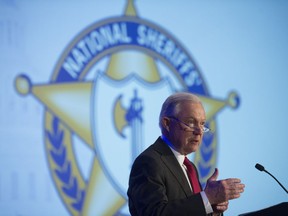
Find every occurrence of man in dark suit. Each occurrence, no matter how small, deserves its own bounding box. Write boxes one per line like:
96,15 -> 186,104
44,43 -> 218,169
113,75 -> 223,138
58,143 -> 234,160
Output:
127,92 -> 245,215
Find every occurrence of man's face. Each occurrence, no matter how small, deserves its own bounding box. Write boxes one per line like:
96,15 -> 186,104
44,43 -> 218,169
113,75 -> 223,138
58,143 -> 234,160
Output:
163,101 -> 206,155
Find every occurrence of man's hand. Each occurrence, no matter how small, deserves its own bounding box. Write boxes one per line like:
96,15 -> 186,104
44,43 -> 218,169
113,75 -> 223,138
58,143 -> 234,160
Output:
204,168 -> 245,205
212,201 -> 229,215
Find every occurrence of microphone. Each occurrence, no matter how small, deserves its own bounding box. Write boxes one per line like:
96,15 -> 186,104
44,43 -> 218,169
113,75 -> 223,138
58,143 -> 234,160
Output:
255,163 -> 265,172
255,163 -> 288,194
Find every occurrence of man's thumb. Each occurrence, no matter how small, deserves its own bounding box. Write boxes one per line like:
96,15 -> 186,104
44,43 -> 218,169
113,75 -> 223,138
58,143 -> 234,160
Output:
207,168 -> 218,182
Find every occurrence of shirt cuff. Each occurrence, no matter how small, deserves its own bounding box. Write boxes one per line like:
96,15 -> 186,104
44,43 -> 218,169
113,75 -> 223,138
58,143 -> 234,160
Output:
200,191 -> 213,214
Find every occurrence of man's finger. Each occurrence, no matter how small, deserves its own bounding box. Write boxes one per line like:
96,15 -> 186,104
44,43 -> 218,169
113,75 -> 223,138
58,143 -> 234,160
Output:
207,168 -> 219,182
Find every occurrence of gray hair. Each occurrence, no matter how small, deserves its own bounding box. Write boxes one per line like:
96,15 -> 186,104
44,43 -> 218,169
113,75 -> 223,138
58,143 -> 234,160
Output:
159,92 -> 202,132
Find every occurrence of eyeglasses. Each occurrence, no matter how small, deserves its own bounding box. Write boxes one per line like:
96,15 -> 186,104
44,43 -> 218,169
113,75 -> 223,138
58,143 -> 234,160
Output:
168,116 -> 210,133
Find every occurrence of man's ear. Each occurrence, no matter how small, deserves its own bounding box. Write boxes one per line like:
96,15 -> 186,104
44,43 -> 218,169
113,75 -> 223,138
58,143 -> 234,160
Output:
162,117 -> 170,132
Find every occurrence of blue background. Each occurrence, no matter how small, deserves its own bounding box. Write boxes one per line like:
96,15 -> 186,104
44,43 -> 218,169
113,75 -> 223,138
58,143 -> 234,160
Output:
0,0 -> 287,215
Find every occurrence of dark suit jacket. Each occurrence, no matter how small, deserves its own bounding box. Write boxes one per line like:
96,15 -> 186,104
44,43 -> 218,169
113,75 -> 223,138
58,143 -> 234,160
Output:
127,137 -> 208,216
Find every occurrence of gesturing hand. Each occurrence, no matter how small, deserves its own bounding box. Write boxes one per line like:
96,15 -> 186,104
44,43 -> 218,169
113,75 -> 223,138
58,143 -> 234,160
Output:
204,168 -> 245,205
212,201 -> 229,214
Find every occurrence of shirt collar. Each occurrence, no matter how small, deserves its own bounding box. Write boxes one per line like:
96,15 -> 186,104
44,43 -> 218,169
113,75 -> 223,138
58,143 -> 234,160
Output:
161,135 -> 185,165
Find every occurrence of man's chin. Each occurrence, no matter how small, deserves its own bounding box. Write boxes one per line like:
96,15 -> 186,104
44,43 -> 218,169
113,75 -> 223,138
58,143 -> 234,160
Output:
187,144 -> 199,154
192,143 -> 200,151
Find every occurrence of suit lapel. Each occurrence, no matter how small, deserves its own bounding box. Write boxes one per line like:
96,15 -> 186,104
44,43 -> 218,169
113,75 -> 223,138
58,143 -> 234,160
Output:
153,137 -> 193,197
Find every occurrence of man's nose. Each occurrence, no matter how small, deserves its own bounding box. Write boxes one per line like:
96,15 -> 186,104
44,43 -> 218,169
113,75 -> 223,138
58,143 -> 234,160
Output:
192,126 -> 202,135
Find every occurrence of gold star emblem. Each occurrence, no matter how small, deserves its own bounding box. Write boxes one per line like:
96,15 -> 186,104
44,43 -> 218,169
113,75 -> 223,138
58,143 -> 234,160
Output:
14,0 -> 240,215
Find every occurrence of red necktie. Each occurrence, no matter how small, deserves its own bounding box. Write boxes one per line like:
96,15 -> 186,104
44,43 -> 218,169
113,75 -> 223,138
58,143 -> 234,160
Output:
184,157 -> 201,194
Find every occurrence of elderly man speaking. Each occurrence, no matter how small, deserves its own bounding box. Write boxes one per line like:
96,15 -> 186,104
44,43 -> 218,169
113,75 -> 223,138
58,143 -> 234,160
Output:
127,92 -> 245,216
